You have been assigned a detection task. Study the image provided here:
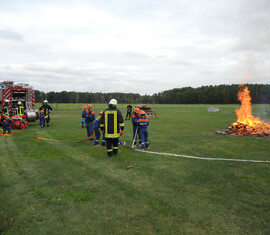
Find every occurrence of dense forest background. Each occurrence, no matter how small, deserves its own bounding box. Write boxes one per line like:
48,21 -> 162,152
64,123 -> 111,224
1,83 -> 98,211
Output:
35,84 -> 270,104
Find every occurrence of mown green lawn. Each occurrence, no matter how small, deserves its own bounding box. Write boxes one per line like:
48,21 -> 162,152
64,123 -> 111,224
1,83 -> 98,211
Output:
1,104 -> 269,234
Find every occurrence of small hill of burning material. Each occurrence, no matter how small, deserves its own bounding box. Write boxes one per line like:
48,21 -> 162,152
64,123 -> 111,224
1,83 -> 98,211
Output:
136,104 -> 157,118
217,122 -> 270,136
216,84 -> 270,137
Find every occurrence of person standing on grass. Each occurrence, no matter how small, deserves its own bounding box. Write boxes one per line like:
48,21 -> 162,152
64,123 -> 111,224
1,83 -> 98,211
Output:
138,111 -> 150,150
3,99 -> 10,117
15,101 -> 25,115
81,105 -> 87,128
131,107 -> 141,148
126,104 -> 132,120
100,99 -> 124,157
39,100 -> 53,127
2,115 -> 12,134
39,110 -> 45,128
93,111 -> 106,146
85,104 -> 95,141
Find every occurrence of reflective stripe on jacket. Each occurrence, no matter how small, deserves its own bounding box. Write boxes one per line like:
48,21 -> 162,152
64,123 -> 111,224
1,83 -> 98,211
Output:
100,107 -> 124,138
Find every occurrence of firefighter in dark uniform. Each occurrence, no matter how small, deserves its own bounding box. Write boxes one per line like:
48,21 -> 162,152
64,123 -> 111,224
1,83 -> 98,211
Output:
100,99 -> 124,157
39,100 -> 53,127
3,99 -> 10,117
16,101 -> 25,115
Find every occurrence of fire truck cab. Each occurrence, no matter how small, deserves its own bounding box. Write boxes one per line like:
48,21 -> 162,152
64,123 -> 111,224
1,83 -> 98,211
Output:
0,81 -> 39,129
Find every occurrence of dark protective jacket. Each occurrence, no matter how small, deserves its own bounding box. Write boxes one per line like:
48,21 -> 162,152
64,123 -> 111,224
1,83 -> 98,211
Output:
39,104 -> 53,117
3,104 -> 9,116
138,118 -> 149,132
81,110 -> 87,118
2,119 -> 11,128
100,106 -> 124,138
126,105 -> 132,113
85,110 -> 95,123
16,105 -> 25,115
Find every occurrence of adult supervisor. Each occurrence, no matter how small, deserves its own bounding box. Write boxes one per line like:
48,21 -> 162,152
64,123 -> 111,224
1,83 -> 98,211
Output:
39,100 -> 53,127
100,99 -> 124,157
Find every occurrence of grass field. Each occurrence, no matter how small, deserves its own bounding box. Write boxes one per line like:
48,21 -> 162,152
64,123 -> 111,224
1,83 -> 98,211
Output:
1,104 -> 269,234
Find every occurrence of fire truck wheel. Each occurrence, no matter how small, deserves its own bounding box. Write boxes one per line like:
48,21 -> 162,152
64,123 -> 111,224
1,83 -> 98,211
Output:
19,122 -> 26,129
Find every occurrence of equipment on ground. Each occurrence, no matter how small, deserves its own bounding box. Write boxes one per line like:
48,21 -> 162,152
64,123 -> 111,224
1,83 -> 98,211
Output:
131,126 -> 138,148
0,81 -> 39,129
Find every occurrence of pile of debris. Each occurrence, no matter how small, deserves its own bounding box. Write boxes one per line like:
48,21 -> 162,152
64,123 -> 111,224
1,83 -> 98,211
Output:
136,104 -> 157,118
216,122 -> 270,137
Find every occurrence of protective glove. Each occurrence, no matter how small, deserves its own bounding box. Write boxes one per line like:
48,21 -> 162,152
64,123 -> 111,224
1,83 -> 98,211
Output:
120,129 -> 124,136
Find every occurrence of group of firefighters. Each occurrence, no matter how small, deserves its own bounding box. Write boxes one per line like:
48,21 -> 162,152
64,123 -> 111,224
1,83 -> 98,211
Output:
0,99 -> 26,134
81,99 -> 150,157
1,98 -> 150,157
1,99 -> 53,133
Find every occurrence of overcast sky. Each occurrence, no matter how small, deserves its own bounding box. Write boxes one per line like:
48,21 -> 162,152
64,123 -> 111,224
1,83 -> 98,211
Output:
0,0 -> 269,95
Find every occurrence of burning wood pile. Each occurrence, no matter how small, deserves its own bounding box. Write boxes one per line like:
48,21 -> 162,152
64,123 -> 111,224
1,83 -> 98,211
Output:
136,104 -> 157,118
217,84 -> 270,137
217,122 -> 270,136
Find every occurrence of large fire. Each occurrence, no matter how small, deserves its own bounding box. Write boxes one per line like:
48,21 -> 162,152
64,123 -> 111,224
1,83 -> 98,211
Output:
218,84 -> 270,136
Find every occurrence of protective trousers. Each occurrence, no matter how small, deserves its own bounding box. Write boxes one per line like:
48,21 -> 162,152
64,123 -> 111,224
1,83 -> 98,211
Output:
139,130 -> 149,149
86,122 -> 94,140
106,138 -> 119,157
94,129 -> 105,145
40,117 -> 45,128
45,116 -> 50,126
3,126 -> 11,134
126,112 -> 131,119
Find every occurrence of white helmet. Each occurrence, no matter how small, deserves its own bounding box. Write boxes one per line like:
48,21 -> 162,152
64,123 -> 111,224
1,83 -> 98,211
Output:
43,100 -> 48,103
18,101 -> 22,105
109,99 -> 117,106
5,99 -> 10,103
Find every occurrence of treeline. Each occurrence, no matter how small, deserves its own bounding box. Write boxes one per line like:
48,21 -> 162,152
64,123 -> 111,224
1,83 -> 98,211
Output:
35,84 -> 270,104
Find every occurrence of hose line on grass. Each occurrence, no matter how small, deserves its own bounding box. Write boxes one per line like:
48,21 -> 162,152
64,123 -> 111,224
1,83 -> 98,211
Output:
133,149 -> 270,164
35,134 -> 95,143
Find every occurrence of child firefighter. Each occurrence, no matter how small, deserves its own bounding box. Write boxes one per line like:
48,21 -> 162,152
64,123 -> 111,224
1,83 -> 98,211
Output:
131,107 -> 141,148
138,111 -> 150,150
2,116 -> 12,134
93,111 -> 106,146
85,104 -> 95,141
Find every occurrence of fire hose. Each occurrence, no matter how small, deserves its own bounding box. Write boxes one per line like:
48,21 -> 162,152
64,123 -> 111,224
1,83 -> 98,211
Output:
35,134 -> 95,143
2,128 -> 269,163
133,149 -> 270,164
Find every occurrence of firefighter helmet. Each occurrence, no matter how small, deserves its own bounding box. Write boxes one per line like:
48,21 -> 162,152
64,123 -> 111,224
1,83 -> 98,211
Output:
108,99 -> 117,106
140,111 -> 146,115
4,115 -> 9,119
18,101 -> 22,105
134,108 -> 140,113
5,99 -> 10,103
87,104 -> 92,109
84,105 -> 87,109
43,100 -> 48,103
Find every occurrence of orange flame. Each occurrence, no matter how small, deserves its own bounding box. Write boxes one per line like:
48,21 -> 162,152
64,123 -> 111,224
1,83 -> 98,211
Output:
235,84 -> 262,126
218,83 -> 270,136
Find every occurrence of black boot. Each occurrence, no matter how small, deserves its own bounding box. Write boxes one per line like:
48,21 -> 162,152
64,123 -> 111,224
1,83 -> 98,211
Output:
107,151 -> 113,157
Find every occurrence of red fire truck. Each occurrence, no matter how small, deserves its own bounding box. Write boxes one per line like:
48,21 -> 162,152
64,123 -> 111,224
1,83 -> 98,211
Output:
0,81 -> 39,129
